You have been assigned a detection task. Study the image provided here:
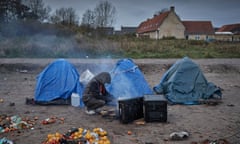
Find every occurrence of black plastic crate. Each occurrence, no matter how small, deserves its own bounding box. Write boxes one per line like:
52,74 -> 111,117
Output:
143,95 -> 167,122
118,97 -> 143,124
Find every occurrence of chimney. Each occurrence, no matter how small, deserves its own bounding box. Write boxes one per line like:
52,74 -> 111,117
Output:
170,6 -> 175,12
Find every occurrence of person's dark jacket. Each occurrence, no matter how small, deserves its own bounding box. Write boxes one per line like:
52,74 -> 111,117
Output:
82,72 -> 111,103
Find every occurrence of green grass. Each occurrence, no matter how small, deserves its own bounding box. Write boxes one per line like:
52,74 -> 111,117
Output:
119,38 -> 240,58
0,35 -> 240,58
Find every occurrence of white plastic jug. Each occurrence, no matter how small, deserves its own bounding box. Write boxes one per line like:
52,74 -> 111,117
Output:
71,93 -> 80,107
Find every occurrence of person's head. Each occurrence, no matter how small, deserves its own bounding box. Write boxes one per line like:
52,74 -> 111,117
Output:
95,72 -> 111,84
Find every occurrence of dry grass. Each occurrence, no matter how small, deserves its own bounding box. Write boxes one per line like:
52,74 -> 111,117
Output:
0,35 -> 240,58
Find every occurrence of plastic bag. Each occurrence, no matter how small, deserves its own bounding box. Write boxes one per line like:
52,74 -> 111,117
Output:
80,69 -> 94,85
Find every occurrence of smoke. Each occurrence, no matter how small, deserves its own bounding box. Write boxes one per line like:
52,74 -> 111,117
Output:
0,21 -> 123,58
25,34 -> 83,57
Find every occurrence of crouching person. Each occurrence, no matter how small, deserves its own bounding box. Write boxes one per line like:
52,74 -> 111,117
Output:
83,72 -> 113,115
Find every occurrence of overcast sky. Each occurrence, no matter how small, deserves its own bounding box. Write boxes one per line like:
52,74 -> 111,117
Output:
43,0 -> 240,30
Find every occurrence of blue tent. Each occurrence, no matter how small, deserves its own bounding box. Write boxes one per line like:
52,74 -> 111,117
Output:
107,59 -> 153,103
153,57 -> 222,105
34,59 -> 84,107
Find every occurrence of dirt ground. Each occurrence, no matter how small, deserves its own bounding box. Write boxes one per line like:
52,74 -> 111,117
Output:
0,58 -> 240,144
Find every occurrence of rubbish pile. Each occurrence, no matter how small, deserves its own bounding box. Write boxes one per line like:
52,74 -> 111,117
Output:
191,139 -> 230,144
0,137 -> 13,144
43,127 -> 111,144
0,115 -> 35,133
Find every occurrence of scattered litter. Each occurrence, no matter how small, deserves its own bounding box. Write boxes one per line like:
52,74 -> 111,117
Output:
19,70 -> 28,73
42,127 -> 110,144
41,117 -> 65,125
227,104 -> 234,107
0,115 -> 35,133
170,131 -> 189,140
127,131 -> 132,135
25,98 -> 35,105
0,137 -> 13,144
134,118 -> 145,125
34,116 -> 39,120
96,107 -> 117,120
191,138 -> 230,144
41,117 -> 56,125
9,102 -> 15,106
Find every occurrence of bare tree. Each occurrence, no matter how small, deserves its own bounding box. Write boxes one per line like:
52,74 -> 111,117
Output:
23,0 -> 51,22
94,1 -> 116,27
81,9 -> 95,28
51,7 -> 79,26
0,0 -> 29,23
51,7 -> 65,24
65,7 -> 78,25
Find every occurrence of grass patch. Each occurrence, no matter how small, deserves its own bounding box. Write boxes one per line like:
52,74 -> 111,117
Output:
0,35 -> 240,58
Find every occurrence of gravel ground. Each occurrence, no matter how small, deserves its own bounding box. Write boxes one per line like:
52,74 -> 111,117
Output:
0,58 -> 240,144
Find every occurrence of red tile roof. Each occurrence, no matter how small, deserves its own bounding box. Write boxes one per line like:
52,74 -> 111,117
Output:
137,11 -> 170,34
182,21 -> 214,35
217,23 -> 240,34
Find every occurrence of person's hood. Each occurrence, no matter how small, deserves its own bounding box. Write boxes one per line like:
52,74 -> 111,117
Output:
94,72 -> 111,84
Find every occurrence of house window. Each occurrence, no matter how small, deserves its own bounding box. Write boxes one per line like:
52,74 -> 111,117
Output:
195,35 -> 200,40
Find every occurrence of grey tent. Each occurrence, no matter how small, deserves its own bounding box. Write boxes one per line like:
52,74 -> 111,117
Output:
153,57 -> 222,105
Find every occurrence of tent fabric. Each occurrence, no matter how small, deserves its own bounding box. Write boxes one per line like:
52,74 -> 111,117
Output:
106,58 -> 153,103
34,59 -> 84,107
153,57 -> 222,105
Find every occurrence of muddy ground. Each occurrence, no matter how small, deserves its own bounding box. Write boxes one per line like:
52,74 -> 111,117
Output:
0,58 -> 240,144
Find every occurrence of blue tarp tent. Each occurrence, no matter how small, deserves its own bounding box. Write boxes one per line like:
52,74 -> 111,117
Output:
153,57 -> 222,105
34,59 -> 84,107
106,59 -> 153,103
